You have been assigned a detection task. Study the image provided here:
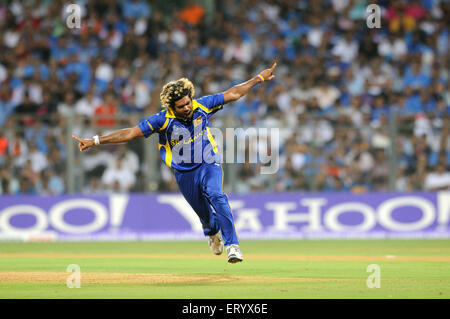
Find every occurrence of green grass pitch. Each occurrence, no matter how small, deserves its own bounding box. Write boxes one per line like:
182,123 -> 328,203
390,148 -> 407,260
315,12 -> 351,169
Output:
0,240 -> 449,299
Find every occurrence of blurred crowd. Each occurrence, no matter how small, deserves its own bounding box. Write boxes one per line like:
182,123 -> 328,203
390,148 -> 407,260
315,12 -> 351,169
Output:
0,0 -> 449,195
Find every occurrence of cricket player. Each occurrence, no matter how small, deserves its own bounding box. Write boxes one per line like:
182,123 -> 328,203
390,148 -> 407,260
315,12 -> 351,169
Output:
72,62 -> 277,263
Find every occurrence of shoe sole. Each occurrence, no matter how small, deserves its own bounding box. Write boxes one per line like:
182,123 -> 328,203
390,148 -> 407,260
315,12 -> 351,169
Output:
228,257 -> 243,263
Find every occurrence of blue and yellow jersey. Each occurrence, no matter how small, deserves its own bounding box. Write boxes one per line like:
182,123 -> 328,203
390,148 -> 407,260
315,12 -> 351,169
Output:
138,93 -> 224,172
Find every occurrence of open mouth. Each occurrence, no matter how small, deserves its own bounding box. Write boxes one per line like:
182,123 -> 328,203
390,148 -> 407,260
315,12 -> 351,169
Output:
184,110 -> 192,119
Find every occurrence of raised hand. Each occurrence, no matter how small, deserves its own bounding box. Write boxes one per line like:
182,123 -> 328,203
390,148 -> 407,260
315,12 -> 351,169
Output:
259,62 -> 277,82
72,135 -> 94,152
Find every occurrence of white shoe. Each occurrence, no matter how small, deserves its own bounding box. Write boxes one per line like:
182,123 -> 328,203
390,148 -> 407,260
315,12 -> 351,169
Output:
226,244 -> 243,263
208,231 -> 224,255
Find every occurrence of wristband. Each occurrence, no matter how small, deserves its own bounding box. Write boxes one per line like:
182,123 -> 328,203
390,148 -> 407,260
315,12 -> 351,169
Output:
93,135 -> 100,145
257,74 -> 265,82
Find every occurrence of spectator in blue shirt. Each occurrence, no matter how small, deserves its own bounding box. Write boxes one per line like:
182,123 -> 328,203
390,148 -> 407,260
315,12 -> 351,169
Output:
403,88 -> 424,115
402,61 -> 431,89
121,0 -> 151,20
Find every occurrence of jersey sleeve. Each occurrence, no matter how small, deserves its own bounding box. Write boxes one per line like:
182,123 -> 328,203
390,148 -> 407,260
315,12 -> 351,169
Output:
137,111 -> 166,138
194,93 -> 225,117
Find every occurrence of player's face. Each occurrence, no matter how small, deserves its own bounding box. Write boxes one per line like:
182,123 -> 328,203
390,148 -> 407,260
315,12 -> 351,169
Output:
173,95 -> 193,121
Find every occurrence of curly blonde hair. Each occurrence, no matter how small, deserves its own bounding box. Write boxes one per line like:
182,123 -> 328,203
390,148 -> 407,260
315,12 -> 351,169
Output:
160,78 -> 195,109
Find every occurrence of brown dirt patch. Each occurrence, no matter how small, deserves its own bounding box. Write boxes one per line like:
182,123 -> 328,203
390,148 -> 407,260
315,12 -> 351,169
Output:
1,253 -> 449,262
0,271 -> 356,284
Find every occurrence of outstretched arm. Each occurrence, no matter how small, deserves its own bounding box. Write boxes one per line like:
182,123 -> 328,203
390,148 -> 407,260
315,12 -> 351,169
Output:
72,126 -> 144,152
222,62 -> 277,104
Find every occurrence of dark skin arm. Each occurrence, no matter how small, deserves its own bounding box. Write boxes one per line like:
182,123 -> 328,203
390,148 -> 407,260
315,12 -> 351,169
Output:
72,126 -> 144,152
222,62 -> 277,103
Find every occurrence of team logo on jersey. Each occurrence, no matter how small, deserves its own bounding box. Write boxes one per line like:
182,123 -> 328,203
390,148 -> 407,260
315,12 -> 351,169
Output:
193,116 -> 203,127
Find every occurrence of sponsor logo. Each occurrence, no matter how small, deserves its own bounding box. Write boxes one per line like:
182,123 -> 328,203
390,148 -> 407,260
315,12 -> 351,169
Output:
193,116 -> 203,127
